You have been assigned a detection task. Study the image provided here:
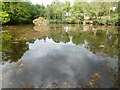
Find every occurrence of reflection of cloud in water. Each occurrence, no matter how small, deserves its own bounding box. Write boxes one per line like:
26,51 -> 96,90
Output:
2,38 -> 115,88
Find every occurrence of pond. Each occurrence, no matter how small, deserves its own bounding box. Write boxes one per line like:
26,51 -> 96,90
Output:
1,24 -> 119,88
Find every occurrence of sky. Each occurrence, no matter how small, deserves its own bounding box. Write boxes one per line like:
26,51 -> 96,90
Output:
29,0 -> 119,6
29,0 -> 93,6
30,0 -> 74,6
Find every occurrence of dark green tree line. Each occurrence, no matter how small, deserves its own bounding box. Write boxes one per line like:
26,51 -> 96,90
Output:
1,0 -> 119,25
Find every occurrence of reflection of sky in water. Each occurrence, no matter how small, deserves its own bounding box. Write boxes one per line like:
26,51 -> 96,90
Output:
2,38 -> 118,88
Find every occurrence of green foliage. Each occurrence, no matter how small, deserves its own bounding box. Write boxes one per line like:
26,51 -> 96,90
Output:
0,2 -> 10,24
1,0 -> 119,25
32,4 -> 46,19
45,1 -> 119,25
0,11 -> 10,24
3,2 -> 32,24
2,2 -> 46,24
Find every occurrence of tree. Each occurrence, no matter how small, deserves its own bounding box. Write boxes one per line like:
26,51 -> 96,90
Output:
0,2 -> 10,24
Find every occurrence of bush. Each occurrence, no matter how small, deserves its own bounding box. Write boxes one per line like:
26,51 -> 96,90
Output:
93,19 -> 99,25
92,16 -> 118,26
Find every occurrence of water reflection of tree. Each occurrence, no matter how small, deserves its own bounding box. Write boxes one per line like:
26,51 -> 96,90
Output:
72,32 -> 85,45
50,32 -> 70,43
48,27 -> 118,58
2,29 -> 29,63
2,25 -> 118,62
2,41 -> 29,63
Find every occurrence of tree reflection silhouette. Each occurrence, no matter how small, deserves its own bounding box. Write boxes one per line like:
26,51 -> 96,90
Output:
2,25 -> 118,63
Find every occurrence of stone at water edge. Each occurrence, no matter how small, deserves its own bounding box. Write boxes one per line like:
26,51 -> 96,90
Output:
33,17 -> 48,26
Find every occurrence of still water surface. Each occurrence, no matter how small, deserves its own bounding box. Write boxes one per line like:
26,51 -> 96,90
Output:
1,24 -> 119,88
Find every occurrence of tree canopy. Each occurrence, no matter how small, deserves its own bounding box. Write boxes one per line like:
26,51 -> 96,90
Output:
1,0 -> 119,25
